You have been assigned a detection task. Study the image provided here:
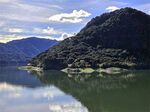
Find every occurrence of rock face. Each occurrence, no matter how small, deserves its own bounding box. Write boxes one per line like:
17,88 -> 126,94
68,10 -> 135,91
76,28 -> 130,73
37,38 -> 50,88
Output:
0,37 -> 59,64
29,8 -> 150,70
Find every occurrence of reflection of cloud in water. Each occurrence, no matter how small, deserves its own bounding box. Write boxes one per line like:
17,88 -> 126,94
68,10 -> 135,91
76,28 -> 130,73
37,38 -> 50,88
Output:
0,82 -> 88,112
49,102 -> 88,112
33,87 -> 64,99
0,82 -> 22,91
8,93 -> 21,98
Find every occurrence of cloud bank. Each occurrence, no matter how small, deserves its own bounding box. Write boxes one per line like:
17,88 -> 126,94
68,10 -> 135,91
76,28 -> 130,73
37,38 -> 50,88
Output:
33,27 -> 62,35
59,33 -> 74,40
106,6 -> 120,12
49,10 -> 91,23
8,28 -> 24,33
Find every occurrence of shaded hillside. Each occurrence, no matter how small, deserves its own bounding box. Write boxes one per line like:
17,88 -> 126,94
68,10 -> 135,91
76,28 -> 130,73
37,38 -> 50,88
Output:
29,8 -> 150,70
0,37 -> 59,64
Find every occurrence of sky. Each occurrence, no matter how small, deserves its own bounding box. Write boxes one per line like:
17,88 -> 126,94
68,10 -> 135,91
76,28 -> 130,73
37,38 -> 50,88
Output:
0,0 -> 150,43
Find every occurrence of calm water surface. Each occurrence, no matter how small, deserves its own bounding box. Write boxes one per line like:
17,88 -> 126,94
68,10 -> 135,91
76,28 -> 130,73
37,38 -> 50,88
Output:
0,66 -> 150,112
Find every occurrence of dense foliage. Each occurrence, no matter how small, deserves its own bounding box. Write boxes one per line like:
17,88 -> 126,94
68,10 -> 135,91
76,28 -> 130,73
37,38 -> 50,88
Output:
0,37 -> 59,64
29,8 -> 150,70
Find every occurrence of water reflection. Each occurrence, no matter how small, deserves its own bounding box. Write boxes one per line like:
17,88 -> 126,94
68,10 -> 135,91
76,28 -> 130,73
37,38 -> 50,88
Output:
30,70 -> 150,112
0,66 -> 88,112
0,66 -> 150,112
0,66 -> 43,88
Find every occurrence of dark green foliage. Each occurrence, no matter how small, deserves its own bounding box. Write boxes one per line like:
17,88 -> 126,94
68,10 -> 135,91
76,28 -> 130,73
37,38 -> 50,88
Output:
29,8 -> 150,70
0,37 -> 59,65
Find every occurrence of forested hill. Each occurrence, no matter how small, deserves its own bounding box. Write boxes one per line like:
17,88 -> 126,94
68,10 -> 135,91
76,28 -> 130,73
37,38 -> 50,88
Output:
29,7 -> 150,70
0,37 -> 59,65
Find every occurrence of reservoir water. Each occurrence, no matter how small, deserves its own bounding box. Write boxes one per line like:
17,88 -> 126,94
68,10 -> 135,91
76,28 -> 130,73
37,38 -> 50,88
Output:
0,66 -> 150,112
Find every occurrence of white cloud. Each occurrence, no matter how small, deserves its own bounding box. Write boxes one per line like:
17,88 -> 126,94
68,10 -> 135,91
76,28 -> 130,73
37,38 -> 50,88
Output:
0,0 -> 59,22
33,27 -> 62,35
49,10 -> 91,23
0,0 -> 11,3
0,27 -> 74,42
134,3 -> 150,15
106,6 -> 120,12
34,33 -> 74,41
0,21 -> 5,27
0,33 -> 75,43
8,28 -> 24,33
0,34 -> 48,43
59,33 -> 74,40
50,5 -> 63,10
0,34 -> 25,43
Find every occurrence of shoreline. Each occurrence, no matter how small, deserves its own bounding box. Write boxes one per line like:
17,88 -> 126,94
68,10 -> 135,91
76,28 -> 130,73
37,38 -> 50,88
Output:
18,66 -> 42,72
18,66 -> 128,74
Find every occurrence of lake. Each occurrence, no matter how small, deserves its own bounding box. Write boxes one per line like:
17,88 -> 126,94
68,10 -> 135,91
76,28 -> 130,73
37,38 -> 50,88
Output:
0,66 -> 150,112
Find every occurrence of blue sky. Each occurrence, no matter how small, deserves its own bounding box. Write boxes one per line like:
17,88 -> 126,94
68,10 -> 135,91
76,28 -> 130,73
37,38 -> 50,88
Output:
0,0 -> 150,43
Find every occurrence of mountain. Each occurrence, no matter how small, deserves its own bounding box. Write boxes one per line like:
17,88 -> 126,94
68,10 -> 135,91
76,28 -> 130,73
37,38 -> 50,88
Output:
0,37 -> 59,65
29,7 -> 150,70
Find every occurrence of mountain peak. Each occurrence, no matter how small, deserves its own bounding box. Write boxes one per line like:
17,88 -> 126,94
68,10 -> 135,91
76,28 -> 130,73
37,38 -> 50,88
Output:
119,7 -> 137,12
0,38 -> 60,65
29,8 -> 150,70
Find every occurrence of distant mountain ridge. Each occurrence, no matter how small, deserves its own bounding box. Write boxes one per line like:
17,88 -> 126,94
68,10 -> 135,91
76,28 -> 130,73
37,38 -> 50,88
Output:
0,37 -> 59,65
29,7 -> 150,70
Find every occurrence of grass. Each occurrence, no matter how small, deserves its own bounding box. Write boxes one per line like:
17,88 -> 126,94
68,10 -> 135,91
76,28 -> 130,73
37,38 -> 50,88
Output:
79,68 -> 95,73
61,67 -> 127,74
19,66 -> 128,74
61,68 -> 68,73
61,68 -> 94,74
18,66 -> 42,71
96,68 -> 106,72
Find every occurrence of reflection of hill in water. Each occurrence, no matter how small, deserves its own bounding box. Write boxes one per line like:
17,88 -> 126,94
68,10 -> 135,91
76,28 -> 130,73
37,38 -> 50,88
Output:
0,66 -> 44,88
31,70 -> 150,112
